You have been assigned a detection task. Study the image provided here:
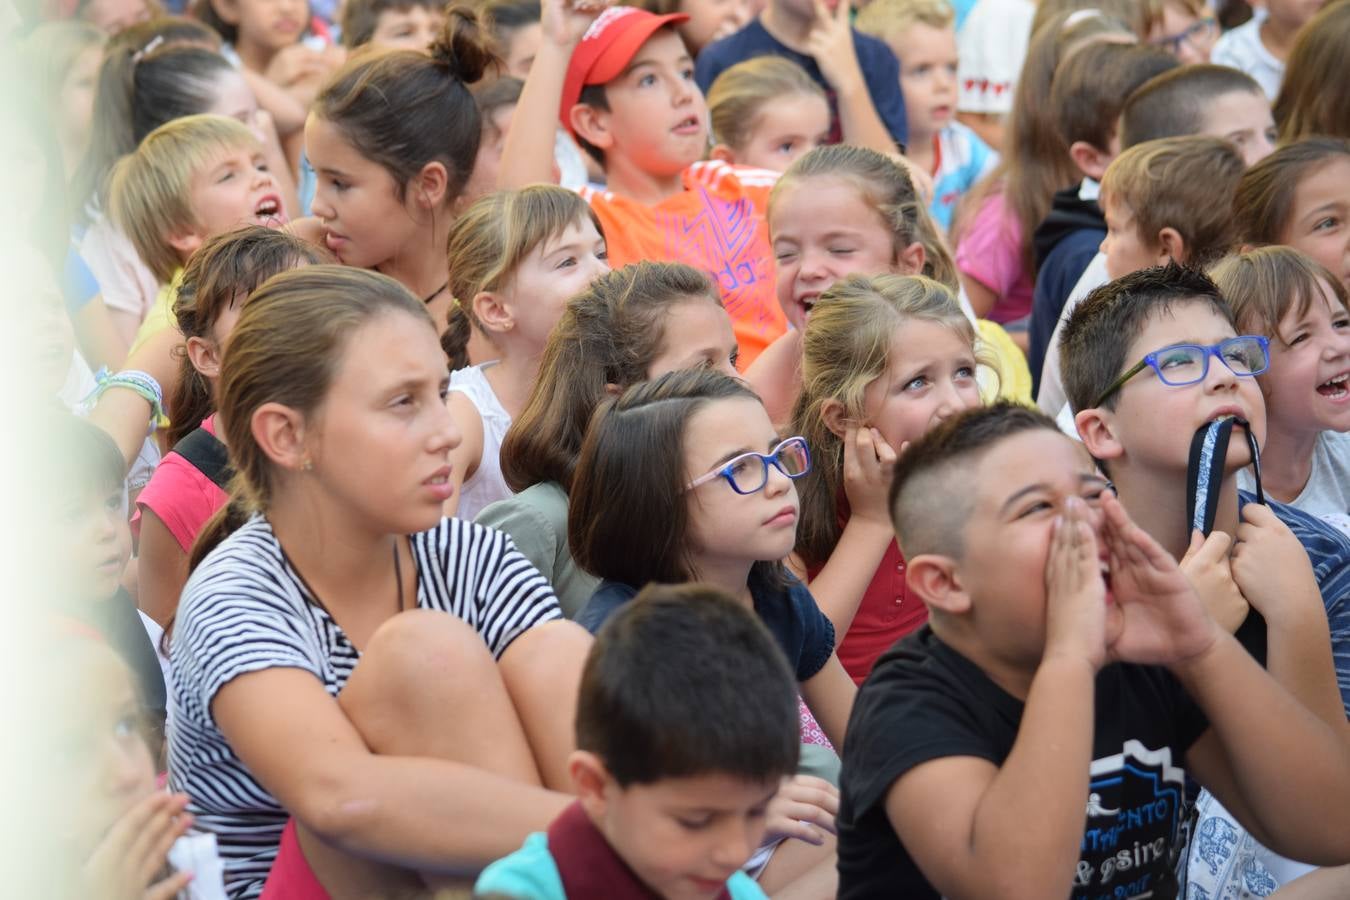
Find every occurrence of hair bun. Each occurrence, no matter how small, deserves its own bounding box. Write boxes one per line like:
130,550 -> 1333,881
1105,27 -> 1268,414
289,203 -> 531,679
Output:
429,6 -> 499,85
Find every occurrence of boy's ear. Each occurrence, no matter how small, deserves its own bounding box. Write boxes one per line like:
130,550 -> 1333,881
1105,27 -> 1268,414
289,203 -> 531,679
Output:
568,750 -> 613,820
709,144 -> 736,164
251,401 -> 310,473
185,335 -> 224,381
472,289 -> 513,334
570,104 -> 615,153
1069,141 -> 1112,182
412,160 -> 449,211
1156,227 -> 1186,265
821,398 -> 850,439
906,553 -> 972,616
167,227 -> 206,258
895,240 -> 927,277
1075,407 -> 1124,462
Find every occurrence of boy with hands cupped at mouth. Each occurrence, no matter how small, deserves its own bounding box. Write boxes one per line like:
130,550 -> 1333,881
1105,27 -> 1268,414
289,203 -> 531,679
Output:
835,404 -> 1350,900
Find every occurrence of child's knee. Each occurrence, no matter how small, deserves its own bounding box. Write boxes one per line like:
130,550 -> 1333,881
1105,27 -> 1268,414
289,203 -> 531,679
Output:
360,609 -> 497,686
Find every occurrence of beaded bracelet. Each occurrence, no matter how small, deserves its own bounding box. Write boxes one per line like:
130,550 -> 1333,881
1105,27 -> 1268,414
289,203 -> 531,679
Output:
78,367 -> 170,434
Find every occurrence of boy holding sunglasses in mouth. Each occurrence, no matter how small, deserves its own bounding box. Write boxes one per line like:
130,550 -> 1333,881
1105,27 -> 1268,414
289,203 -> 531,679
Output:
1061,262 -> 1350,896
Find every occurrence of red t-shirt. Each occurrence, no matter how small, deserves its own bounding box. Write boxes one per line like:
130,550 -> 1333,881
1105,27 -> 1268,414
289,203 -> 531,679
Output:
580,160 -> 788,370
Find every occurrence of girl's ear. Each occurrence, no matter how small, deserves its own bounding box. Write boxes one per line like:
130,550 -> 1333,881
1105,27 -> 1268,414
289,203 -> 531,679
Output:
251,401 -> 310,473
906,554 -> 971,615
568,750 -> 612,820
709,144 -> 736,164
185,335 -> 224,381
895,240 -> 927,277
1156,227 -> 1186,266
472,289 -> 513,335
821,398 -> 850,439
413,160 -> 450,212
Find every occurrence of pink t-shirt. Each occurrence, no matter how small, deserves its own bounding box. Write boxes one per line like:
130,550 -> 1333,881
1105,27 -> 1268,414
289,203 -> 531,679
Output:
132,415 -> 228,553
954,191 -> 1034,324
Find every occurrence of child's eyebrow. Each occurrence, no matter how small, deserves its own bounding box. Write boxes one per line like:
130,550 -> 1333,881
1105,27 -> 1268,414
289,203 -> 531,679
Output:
1302,201 -> 1345,221
999,474 -> 1108,514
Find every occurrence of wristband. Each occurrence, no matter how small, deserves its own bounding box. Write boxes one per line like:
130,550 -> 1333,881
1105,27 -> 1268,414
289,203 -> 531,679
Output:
78,367 -> 170,434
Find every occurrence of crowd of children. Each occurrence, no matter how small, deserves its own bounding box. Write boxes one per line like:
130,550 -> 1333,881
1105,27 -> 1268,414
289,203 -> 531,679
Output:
16,0 -> 1350,894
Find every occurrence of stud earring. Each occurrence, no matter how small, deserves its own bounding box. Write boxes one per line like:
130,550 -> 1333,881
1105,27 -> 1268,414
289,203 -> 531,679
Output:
301,458 -> 314,472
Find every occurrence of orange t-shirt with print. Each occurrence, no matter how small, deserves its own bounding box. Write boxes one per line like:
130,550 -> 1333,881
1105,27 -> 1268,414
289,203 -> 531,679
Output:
579,160 -> 788,370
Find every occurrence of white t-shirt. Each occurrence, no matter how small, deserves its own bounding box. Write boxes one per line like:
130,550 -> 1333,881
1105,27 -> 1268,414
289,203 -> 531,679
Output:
168,514 -> 561,899
1211,17 -> 1284,100
957,0 -> 1036,115
448,362 -> 514,521
1237,431 -> 1350,537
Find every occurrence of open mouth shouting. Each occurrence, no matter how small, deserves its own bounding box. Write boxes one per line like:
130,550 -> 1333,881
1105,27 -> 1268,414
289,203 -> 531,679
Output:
253,194 -> 287,227
1317,371 -> 1350,401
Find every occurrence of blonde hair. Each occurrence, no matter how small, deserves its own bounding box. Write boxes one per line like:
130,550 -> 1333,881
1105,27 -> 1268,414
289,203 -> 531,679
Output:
770,145 -> 958,290
1100,135 -> 1244,269
107,114 -> 260,283
1209,246 -> 1350,346
707,56 -> 826,152
855,0 -> 954,41
441,184 -> 603,368
789,274 -> 980,566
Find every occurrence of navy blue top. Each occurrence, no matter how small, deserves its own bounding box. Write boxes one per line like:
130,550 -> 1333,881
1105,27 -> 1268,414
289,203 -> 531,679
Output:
578,569 -> 837,681
694,18 -> 908,150
1028,228 -> 1103,393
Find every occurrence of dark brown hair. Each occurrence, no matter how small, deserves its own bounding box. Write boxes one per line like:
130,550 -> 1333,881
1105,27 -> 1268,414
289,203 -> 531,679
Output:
169,226 -> 331,447
341,0 -> 445,47
568,368 -> 784,587
1234,137 -> 1350,246
1051,42 -> 1178,152
500,261 -> 724,493
1059,261 -> 1234,414
1275,0 -> 1350,144
1121,64 -> 1264,149
313,7 -> 497,205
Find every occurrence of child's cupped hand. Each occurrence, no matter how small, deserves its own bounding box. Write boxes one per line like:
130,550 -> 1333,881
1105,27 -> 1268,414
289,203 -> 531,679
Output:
1230,503 -> 1322,622
1099,493 -> 1221,668
843,425 -> 899,525
762,775 -> 839,846
1043,495 -> 1108,672
1179,530 -> 1249,634
806,0 -> 863,94
543,0 -> 614,47
83,791 -> 195,900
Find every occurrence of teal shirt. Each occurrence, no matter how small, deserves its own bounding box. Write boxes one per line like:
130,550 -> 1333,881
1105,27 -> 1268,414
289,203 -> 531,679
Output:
475,832 -> 769,899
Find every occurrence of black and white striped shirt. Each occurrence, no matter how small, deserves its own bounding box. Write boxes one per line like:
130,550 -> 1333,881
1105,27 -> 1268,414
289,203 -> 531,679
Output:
167,514 -> 562,899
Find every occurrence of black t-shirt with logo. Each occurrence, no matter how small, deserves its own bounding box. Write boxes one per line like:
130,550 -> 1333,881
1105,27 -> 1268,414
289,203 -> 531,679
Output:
837,626 -> 1210,900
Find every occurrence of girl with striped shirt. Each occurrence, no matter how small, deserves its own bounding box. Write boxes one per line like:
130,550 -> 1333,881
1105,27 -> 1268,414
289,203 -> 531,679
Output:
167,265 -> 591,899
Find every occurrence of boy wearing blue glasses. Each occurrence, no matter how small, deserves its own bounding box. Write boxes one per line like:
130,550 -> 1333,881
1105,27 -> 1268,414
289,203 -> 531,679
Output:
1062,263 -> 1350,896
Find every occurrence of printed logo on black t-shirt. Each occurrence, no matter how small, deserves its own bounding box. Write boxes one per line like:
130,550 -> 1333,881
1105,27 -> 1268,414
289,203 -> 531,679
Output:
1074,740 -> 1187,900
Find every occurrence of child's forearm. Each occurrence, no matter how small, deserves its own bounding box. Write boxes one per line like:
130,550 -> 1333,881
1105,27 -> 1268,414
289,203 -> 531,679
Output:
241,68 -> 309,137
801,518 -> 894,638
1268,865 -> 1350,898
834,80 -> 900,156
966,655 -> 1096,896
1175,632 -> 1350,863
1264,604 -> 1348,735
500,42 -> 570,189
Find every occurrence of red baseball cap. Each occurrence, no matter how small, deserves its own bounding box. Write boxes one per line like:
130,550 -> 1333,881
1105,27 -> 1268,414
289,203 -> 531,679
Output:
560,6 -> 690,136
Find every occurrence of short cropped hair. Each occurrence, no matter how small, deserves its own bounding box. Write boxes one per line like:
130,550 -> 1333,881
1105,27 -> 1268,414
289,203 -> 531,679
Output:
1051,42 -> 1178,151
888,403 -> 1062,559
107,114 -> 260,282
1059,262 -> 1234,414
341,0 -> 444,47
855,0 -> 954,40
1121,64 -> 1264,149
1100,136 -> 1244,268
576,583 -> 800,786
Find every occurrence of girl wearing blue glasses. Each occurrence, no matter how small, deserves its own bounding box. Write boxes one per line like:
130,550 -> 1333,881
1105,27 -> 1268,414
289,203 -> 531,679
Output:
567,367 -> 857,892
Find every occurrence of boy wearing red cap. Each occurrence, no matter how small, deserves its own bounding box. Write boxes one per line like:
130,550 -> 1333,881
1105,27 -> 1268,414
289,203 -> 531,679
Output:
500,2 -> 788,369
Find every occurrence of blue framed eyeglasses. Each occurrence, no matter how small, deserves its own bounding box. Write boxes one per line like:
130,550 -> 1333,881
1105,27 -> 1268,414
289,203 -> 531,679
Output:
686,436 -> 812,495
1149,15 -> 1217,54
1093,335 -> 1271,408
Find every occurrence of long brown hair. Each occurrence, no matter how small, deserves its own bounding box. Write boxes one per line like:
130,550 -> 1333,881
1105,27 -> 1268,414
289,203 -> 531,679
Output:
1234,137 -> 1350,246
169,226 -> 331,447
789,274 -> 980,567
1274,0 -> 1350,144
770,144 -> 958,290
500,261 -> 724,493
954,10 -> 1133,268
1209,246 -> 1350,342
